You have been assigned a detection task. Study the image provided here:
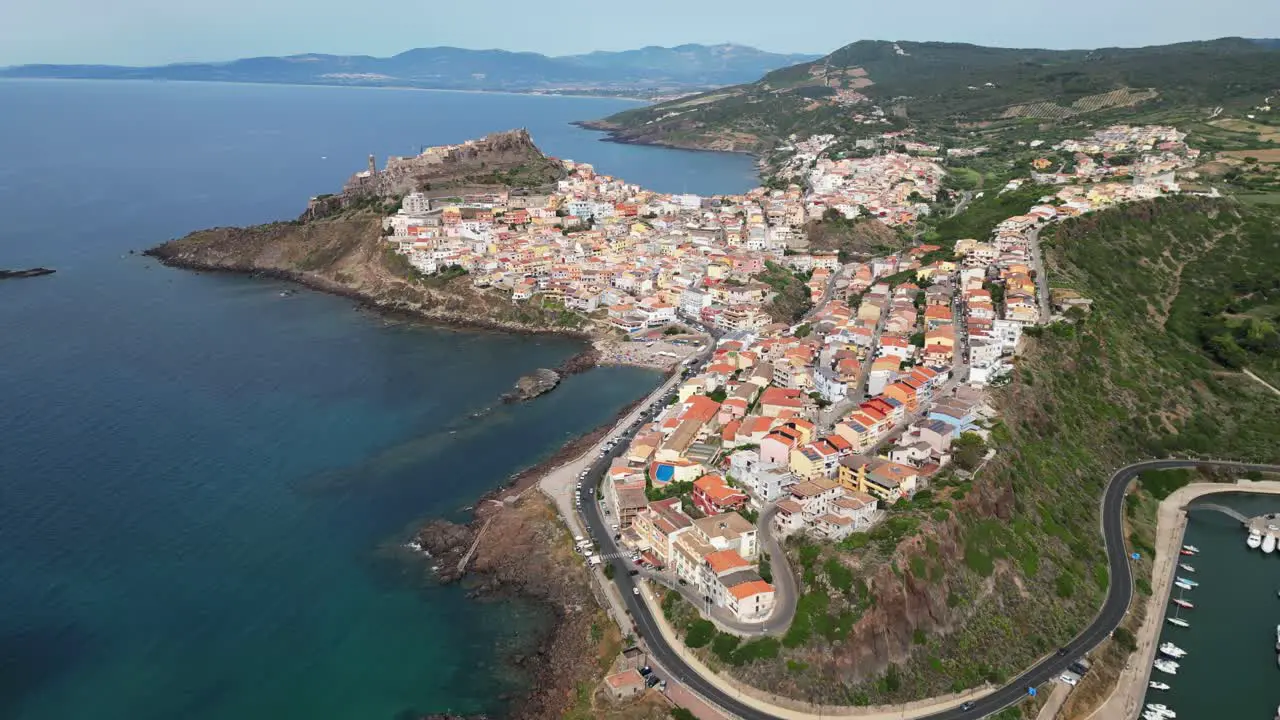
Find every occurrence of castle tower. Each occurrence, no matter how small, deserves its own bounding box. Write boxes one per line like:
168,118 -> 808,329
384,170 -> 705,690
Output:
367,154 -> 377,175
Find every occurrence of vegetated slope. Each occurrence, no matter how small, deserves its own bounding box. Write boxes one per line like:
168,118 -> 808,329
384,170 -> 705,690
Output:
0,44 -> 818,91
805,213 -> 905,259
146,211 -> 586,334
714,198 -> 1280,704
591,38 -> 1280,152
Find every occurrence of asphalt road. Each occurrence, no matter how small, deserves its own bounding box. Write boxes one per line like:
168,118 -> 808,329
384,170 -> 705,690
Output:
578,456 -> 1280,719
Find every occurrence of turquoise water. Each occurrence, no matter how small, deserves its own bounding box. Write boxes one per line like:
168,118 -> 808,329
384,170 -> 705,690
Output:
1144,492 -> 1280,719
0,80 -> 754,719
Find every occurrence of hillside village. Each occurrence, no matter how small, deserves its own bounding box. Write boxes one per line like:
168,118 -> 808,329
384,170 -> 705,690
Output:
377,123 -> 1202,625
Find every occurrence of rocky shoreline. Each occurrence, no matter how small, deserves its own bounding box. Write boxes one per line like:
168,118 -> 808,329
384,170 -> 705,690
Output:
411,387 -> 660,718
572,119 -> 757,155
143,250 -> 600,341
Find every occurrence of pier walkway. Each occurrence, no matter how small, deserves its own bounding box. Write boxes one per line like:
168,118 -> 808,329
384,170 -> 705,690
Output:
1184,502 -> 1249,524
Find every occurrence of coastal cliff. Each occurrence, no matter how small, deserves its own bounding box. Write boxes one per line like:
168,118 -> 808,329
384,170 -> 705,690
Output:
146,212 -> 589,336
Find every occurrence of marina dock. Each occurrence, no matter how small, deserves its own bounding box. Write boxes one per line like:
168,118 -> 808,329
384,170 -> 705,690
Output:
1245,513 -> 1280,539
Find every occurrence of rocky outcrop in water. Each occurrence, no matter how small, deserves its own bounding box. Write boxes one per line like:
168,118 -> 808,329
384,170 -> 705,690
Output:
0,267 -> 55,280
502,368 -> 561,403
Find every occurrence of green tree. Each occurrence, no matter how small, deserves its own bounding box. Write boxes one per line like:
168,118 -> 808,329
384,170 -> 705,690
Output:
952,432 -> 987,470
684,620 -> 715,648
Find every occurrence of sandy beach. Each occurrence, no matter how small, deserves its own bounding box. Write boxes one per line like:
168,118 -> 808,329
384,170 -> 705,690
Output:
593,335 -> 701,370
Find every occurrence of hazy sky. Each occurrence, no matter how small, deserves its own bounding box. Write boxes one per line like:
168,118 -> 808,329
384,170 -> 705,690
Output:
2,0 -> 1276,66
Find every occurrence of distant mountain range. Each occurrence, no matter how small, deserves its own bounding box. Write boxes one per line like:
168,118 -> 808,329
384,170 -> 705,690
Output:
0,44 -> 820,93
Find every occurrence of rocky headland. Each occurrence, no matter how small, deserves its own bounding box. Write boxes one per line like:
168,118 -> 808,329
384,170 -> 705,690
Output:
574,118 -> 762,154
145,130 -> 588,339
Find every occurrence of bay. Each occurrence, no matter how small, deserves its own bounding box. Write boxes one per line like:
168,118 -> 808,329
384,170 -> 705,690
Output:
0,79 -> 755,719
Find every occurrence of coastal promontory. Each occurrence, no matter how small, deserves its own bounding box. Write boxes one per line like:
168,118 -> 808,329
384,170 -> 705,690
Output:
145,130 -> 585,336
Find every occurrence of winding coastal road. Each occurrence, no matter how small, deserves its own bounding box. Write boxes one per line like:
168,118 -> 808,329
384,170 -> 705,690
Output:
578,455 -> 1280,719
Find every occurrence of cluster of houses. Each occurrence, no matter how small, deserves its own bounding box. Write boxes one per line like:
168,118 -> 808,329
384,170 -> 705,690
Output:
777,136 -> 948,226
1031,125 -> 1199,192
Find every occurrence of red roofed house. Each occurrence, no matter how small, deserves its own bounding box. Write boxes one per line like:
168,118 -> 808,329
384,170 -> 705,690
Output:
699,548 -> 775,621
602,669 -> 646,702
693,474 -> 748,516
760,427 -> 802,466
759,386 -> 806,416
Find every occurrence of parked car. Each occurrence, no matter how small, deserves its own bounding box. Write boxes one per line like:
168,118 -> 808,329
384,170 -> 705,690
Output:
1059,673 -> 1078,687
628,569 -> 639,576
632,587 -> 641,596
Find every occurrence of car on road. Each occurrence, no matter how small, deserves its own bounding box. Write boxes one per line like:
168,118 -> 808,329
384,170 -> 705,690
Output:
632,587 -> 640,596
628,569 -> 638,576
960,702 -> 975,712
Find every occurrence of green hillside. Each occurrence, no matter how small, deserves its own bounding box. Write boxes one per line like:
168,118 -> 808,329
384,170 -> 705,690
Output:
590,38 -> 1280,154
710,198 -> 1280,703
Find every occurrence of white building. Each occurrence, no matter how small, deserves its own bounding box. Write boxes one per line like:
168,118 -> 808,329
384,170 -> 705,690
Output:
402,192 -> 431,214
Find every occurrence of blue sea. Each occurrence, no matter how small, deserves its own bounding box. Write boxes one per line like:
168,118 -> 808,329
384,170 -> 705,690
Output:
0,80 -> 757,720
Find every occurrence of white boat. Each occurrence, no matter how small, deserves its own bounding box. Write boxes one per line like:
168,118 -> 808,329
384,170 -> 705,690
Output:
1148,681 -> 1171,691
1143,712 -> 1165,720
1171,598 -> 1193,609
1264,534 -> 1277,554
1178,563 -> 1195,573
1275,624 -> 1280,650
1174,581 -> 1194,591
1146,704 -> 1176,718
1153,659 -> 1179,674
1159,642 -> 1186,658
1182,545 -> 1199,554
1175,576 -> 1198,588
1167,617 -> 1190,628
1248,531 -> 1263,549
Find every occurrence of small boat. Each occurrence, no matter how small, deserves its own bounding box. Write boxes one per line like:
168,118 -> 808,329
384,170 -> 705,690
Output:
1175,577 -> 1198,588
1174,581 -> 1194,591
1148,681 -> 1171,691
1167,617 -> 1190,628
1171,598 -> 1193,609
1146,705 -> 1176,719
1248,531 -> 1263,549
1179,549 -> 1195,556
1182,545 -> 1199,554
1153,659 -> 1179,674
1159,642 -> 1187,658
1264,534 -> 1277,554
1143,713 -> 1166,720
1178,563 -> 1195,573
